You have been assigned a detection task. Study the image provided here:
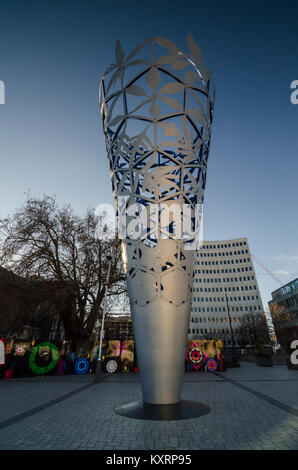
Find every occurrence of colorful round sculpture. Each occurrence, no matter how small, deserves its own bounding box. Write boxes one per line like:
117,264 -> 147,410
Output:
188,347 -> 203,365
14,344 -> 26,356
105,359 -> 118,374
206,358 -> 218,372
29,342 -> 59,375
75,358 -> 89,375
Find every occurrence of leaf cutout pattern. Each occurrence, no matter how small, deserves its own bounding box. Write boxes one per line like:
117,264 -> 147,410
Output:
100,34 -> 214,240
158,140 -> 177,147
171,60 -> 189,71
103,63 -> 118,76
155,37 -> 180,52
107,69 -> 121,93
142,167 -> 180,196
185,71 -> 197,84
150,102 -> 161,118
127,59 -> 150,67
187,34 -> 204,69
108,94 -> 121,119
146,68 -> 161,92
189,108 -> 207,127
186,33 -> 211,83
126,85 -> 148,97
159,96 -> 183,111
158,82 -> 184,95
159,121 -> 181,137
126,38 -> 150,63
116,40 -> 125,63
157,55 -> 179,65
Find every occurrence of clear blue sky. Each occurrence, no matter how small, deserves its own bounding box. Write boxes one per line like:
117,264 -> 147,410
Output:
0,0 -> 297,308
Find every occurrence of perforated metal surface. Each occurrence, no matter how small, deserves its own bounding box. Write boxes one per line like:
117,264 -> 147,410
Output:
100,35 -> 214,404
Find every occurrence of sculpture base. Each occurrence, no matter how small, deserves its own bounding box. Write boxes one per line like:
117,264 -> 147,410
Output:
115,400 -> 210,421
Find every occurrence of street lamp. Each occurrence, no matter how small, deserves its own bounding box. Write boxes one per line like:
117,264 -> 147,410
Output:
94,255 -> 112,383
225,293 -> 238,363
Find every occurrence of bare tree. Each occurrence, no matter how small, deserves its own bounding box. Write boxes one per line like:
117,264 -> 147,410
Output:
269,302 -> 295,354
270,302 -> 291,335
0,194 -> 126,342
238,311 -> 270,348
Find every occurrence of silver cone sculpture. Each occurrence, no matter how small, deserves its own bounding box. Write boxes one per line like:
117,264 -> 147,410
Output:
100,35 -> 214,418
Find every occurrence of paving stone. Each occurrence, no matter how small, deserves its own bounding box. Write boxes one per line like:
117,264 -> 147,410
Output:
0,363 -> 297,450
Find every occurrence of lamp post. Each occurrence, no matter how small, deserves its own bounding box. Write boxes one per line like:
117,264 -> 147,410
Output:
94,255 -> 112,383
225,293 -> 237,363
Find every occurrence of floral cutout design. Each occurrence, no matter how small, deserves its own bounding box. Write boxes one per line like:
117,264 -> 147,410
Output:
100,35 -> 214,307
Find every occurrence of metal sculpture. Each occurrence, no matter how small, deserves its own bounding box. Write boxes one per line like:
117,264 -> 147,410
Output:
100,34 -> 214,419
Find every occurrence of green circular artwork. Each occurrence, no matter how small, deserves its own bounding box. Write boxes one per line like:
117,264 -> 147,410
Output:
29,342 -> 59,375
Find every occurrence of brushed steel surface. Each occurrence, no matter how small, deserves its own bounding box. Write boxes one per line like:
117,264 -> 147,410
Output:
124,238 -> 194,404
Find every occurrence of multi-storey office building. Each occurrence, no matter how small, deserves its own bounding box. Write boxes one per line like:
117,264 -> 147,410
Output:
189,238 -> 264,346
104,315 -> 134,340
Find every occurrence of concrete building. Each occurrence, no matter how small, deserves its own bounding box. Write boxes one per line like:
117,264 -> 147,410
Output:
0,266 -> 67,342
189,237 -> 264,346
104,315 -> 134,340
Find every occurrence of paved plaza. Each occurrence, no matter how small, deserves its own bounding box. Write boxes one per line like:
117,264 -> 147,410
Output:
0,362 -> 297,450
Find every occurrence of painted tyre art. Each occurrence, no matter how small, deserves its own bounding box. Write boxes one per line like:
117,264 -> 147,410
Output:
74,358 -> 89,375
29,342 -> 59,375
14,345 -> 26,356
105,359 -> 118,374
188,348 -> 203,365
206,358 -> 218,372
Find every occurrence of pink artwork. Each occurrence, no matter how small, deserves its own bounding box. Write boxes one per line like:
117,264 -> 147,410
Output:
185,340 -> 208,371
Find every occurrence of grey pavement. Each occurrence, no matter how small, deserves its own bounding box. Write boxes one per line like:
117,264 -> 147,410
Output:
0,363 -> 297,450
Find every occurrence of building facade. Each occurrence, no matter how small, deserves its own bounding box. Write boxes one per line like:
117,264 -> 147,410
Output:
189,237 -> 264,346
0,266 -> 67,342
104,315 -> 134,340
268,278 -> 298,353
